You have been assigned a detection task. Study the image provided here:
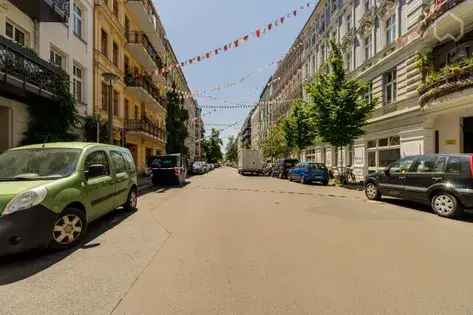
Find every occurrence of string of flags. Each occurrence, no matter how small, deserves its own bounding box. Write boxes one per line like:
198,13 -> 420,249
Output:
159,2 -> 314,74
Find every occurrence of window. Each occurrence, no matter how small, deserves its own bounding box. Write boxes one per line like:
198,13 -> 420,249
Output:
101,82 -> 109,111
368,151 -> 376,167
50,49 -> 66,70
85,151 -> 110,177
379,149 -> 400,167
124,55 -> 130,74
413,156 -> 438,173
111,151 -> 126,173
5,21 -> 27,46
124,99 -> 130,120
390,156 -> 415,174
446,157 -> 464,174
365,81 -> 373,105
378,138 -> 389,147
346,14 -> 352,32
364,0 -> 370,10
389,136 -> 400,146
386,15 -> 396,45
113,41 -> 119,66
73,64 -> 83,103
345,51 -> 351,70
101,29 -> 108,57
134,105 -> 139,120
383,68 -> 397,105
364,35 -> 372,61
73,3 -> 83,38
367,140 -> 377,148
113,90 -> 119,117
112,0 -> 119,17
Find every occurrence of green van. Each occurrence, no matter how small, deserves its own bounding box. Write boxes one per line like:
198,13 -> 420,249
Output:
0,142 -> 138,256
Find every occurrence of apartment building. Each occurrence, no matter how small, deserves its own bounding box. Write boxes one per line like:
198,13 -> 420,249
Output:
256,0 -> 473,179
94,0 -> 168,173
0,0 -> 93,151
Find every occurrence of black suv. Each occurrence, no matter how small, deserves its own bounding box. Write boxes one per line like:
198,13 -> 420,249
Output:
365,154 -> 473,218
272,159 -> 299,179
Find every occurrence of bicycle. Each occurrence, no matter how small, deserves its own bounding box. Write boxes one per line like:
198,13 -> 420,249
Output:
337,166 -> 357,185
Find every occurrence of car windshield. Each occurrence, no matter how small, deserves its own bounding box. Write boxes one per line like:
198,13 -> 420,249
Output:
308,163 -> 326,170
0,148 -> 81,180
151,156 -> 178,168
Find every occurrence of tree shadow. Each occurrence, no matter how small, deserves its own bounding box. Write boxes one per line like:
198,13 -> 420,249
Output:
0,208 -> 136,285
380,198 -> 473,223
138,181 -> 190,197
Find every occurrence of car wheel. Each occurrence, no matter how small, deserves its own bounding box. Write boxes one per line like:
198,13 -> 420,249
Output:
431,192 -> 463,218
123,188 -> 138,211
365,182 -> 381,200
49,207 -> 87,250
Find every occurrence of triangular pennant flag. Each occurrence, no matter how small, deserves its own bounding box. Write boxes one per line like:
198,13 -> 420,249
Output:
256,29 -> 261,37
268,23 -> 273,31
234,39 -> 239,47
293,10 -> 297,16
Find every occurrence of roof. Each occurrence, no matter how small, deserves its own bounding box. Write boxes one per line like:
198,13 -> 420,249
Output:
10,142 -> 121,150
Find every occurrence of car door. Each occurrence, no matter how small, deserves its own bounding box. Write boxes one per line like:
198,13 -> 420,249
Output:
83,150 -> 115,220
380,156 -> 417,197
404,155 -> 446,202
110,150 -> 130,208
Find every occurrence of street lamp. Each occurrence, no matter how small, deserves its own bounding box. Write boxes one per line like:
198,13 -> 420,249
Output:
102,72 -> 119,144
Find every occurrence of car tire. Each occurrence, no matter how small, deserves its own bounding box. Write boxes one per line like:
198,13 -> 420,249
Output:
431,192 -> 463,218
123,187 -> 138,211
365,182 -> 381,200
49,207 -> 87,251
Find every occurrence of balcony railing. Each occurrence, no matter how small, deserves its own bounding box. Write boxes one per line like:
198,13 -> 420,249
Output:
420,0 -> 466,33
10,0 -> 69,22
0,36 -> 67,99
125,119 -> 164,139
125,73 -> 164,107
126,32 -> 163,69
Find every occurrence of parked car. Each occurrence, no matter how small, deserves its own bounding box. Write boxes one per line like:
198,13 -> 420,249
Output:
192,161 -> 206,175
272,159 -> 299,179
288,162 -> 329,185
149,154 -> 187,186
365,154 -> 473,218
0,142 -> 138,256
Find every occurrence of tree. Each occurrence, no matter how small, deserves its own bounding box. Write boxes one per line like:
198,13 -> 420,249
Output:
261,122 -> 289,161
306,40 -> 375,149
166,91 -> 189,155
281,99 -> 317,158
225,136 -> 238,163
203,128 -> 223,163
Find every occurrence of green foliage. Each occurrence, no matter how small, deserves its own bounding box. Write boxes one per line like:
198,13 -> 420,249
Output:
203,128 -> 223,163
281,99 -> 317,156
225,135 -> 238,163
83,115 -> 110,143
415,50 -> 433,82
261,122 -> 289,160
22,79 -> 80,145
305,40 -> 375,149
166,91 -> 189,155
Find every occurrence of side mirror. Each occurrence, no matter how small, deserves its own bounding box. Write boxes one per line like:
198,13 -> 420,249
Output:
86,164 -> 106,178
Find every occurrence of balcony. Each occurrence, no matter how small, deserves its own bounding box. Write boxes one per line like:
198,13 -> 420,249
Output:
125,74 -> 166,111
125,0 -> 164,54
420,0 -> 473,43
9,0 -> 69,22
418,62 -> 473,106
126,32 -> 162,71
0,36 -> 67,102
125,119 -> 164,140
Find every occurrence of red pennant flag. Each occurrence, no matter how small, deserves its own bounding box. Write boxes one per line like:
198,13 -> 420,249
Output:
256,29 -> 261,37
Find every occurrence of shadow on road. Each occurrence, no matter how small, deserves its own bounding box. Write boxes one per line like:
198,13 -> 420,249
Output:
381,198 -> 473,223
0,208 -> 136,285
139,181 -> 190,197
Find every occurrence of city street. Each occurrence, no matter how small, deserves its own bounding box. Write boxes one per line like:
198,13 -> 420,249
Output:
2,167 -> 473,314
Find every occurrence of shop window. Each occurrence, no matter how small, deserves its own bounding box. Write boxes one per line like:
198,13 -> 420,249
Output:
379,149 -> 400,167
368,151 -> 376,167
389,136 -> 400,146
378,138 -> 389,147
367,140 -> 377,148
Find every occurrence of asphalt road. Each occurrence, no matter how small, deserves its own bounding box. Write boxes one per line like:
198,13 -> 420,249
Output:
2,167 -> 473,315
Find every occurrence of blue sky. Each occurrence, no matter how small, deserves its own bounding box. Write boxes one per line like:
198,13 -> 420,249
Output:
154,1 -> 311,146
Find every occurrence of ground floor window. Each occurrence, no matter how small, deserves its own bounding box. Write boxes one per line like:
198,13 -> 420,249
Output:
367,136 -> 401,172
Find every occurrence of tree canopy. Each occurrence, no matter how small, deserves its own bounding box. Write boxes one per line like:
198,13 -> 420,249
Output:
203,128 -> 223,163
225,135 -> 238,163
261,122 -> 289,160
166,91 -> 189,155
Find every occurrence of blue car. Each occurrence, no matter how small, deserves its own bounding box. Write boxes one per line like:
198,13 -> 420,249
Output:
288,162 -> 329,185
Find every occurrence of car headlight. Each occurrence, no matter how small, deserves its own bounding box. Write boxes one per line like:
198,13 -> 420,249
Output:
3,187 -> 48,216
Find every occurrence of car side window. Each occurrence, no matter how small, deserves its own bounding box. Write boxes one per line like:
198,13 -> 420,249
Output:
446,157 -> 463,175
390,157 -> 416,174
122,151 -> 136,171
111,151 -> 127,173
413,156 -> 438,173
85,151 -> 110,177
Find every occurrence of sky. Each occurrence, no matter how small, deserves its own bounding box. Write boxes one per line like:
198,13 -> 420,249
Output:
154,1 -> 311,148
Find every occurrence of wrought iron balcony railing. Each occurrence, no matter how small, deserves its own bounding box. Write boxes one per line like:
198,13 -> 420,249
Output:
125,119 -> 164,139
126,32 -> 163,69
0,36 -> 67,99
420,0 -> 466,33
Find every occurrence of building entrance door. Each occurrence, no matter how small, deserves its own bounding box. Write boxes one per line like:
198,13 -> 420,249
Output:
463,117 -> 473,153
0,106 -> 11,153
